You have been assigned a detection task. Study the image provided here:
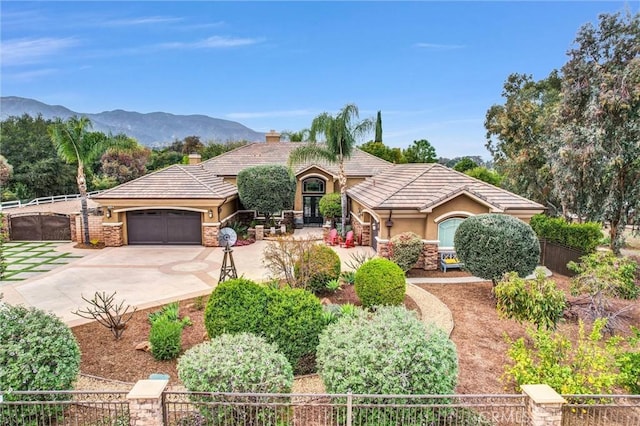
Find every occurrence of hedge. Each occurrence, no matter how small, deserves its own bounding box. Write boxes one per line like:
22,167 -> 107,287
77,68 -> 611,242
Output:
530,214 -> 601,253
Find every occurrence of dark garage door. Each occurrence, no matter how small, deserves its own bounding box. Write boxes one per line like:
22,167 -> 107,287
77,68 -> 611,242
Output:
127,210 -> 202,245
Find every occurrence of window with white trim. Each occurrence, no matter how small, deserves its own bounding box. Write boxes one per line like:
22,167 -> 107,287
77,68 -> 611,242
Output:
438,218 -> 465,248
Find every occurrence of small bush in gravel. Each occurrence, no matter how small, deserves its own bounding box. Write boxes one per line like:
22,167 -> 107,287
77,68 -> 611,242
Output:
178,333 -> 293,424
317,306 -> 458,424
204,278 -> 268,338
295,244 -> 341,293
389,231 -> 423,272
354,258 -> 406,308
149,315 -> 183,361
0,303 -> 81,424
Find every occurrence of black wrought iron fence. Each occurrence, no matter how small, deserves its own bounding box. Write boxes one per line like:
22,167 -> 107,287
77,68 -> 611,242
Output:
162,392 -> 529,426
561,395 -> 640,426
0,390 -> 129,426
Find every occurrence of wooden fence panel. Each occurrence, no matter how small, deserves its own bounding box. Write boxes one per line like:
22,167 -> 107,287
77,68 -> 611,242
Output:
539,239 -> 585,277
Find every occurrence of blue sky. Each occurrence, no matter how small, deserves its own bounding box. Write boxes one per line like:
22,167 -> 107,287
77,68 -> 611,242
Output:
1,1 -> 636,159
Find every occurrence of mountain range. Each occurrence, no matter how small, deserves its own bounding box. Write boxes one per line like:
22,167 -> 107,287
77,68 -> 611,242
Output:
0,96 -> 266,147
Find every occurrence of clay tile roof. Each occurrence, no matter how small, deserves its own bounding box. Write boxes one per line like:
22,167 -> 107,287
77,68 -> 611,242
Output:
201,142 -> 393,177
347,163 -> 545,212
93,165 -> 237,199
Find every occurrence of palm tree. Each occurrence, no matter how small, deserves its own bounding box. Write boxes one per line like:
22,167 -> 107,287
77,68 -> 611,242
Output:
288,104 -> 373,232
281,128 -> 310,142
48,116 -> 123,245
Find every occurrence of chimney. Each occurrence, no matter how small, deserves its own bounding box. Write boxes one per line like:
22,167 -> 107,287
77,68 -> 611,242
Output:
265,130 -> 281,143
188,153 -> 201,165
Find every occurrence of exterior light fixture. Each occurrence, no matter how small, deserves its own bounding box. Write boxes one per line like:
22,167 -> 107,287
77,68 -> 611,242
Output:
208,209 -> 214,219
106,206 -> 112,218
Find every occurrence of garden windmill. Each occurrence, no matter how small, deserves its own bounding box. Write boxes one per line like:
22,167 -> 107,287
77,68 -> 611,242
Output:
218,227 -> 238,282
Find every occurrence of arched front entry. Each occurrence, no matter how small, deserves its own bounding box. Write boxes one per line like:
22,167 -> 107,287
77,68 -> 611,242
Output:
302,177 -> 325,226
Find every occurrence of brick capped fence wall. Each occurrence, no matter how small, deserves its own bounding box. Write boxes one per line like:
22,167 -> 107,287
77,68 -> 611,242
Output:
72,214 -> 104,243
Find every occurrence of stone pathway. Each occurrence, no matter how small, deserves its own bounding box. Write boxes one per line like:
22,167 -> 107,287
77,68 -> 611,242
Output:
406,284 -> 454,336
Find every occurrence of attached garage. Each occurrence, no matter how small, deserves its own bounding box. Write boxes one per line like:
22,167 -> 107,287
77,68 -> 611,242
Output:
127,210 -> 202,245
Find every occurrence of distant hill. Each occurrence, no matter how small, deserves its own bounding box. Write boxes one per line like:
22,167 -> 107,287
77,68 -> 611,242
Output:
0,96 -> 266,147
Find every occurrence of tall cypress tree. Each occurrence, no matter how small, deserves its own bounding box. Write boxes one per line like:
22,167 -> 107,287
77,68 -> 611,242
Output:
374,110 -> 383,142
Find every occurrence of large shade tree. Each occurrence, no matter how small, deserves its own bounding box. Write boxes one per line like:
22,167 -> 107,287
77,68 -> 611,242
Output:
48,117 -> 124,244
237,165 -> 296,225
288,104 -> 374,231
485,72 -> 562,209
404,139 -> 437,163
548,12 -> 640,253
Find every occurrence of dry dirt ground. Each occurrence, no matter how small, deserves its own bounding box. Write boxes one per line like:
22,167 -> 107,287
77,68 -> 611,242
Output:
72,271 -> 639,394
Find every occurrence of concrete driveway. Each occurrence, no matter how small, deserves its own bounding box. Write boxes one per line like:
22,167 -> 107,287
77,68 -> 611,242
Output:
1,229 -> 376,326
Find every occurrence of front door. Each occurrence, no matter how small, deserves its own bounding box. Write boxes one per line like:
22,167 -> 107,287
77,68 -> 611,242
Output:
303,196 -> 323,225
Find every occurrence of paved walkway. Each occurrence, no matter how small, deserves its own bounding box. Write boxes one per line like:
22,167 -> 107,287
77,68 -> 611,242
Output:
0,228 -> 454,335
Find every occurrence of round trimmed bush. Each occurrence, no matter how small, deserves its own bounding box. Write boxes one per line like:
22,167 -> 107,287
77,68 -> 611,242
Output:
295,244 -> 341,293
205,277 -> 268,338
319,192 -> 342,221
0,304 -> 81,424
203,278 -> 325,374
178,333 -> 293,424
149,315 -> 182,360
389,232 -> 423,272
317,306 -> 458,395
454,214 -> 540,284
262,287 -> 325,374
178,333 -> 293,393
354,258 -> 406,308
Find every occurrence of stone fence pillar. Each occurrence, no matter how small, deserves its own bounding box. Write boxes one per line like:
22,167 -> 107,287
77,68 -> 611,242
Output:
126,379 -> 168,426
521,384 -> 566,426
255,225 -> 264,240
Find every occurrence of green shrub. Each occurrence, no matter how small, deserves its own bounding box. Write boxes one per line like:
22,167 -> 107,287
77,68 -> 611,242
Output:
204,278 -> 268,338
340,270 -> 356,285
204,278 -> 324,374
149,315 -> 183,361
0,304 -> 81,424
530,214 -> 602,253
617,326 -> 640,394
503,319 -> 622,395
319,192 -> 341,221
317,306 -> 458,421
295,244 -> 341,293
495,271 -> 566,330
178,333 -> 293,424
454,214 -> 540,285
262,287 -> 324,374
148,301 -> 191,328
389,231 -> 423,272
354,258 -> 406,308
569,251 -> 639,300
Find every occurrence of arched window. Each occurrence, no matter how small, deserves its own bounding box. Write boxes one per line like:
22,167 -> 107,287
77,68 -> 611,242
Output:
438,218 -> 465,249
302,178 -> 325,194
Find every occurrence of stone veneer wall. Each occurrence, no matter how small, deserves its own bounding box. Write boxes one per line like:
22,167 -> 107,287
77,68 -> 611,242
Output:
103,223 -> 124,247
203,224 -> 220,247
351,219 -> 371,246
377,238 -> 438,271
72,214 -> 104,243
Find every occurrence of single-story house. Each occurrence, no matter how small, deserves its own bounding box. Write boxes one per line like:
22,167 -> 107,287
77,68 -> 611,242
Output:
93,131 -> 545,270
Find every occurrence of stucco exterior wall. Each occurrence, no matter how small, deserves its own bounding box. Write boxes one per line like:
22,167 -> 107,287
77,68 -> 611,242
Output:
425,195 -> 491,240
96,197 -> 231,246
294,167 -> 335,211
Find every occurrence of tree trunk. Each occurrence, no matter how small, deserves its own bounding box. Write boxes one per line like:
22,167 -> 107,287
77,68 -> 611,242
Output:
77,163 -> 90,245
338,160 -> 347,236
